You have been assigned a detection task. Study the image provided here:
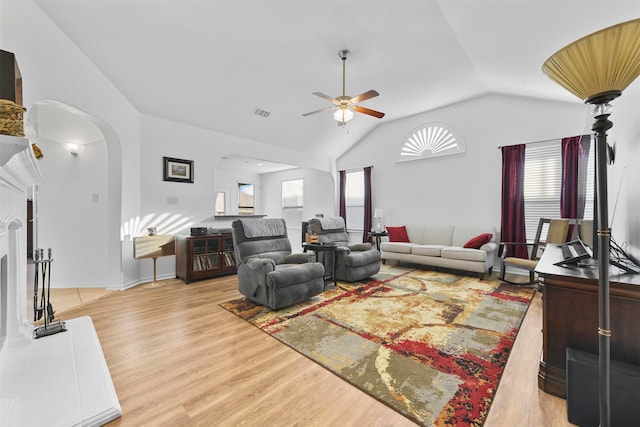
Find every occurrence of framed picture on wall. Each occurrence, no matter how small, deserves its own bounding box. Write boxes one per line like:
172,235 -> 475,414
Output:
163,157 -> 194,183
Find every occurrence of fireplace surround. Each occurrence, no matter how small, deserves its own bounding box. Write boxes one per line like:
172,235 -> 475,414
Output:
0,134 -> 121,425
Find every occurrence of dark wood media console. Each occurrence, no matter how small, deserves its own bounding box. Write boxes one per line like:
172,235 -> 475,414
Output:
535,245 -> 640,398
176,232 -> 236,283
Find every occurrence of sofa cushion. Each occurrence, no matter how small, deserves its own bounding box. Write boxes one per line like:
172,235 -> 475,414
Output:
411,245 -> 446,257
463,233 -> 493,249
451,226 -> 496,247
441,247 -> 486,262
379,241 -> 413,254
386,225 -> 410,242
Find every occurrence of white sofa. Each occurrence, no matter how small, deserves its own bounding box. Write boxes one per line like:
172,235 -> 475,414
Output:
379,224 -> 499,279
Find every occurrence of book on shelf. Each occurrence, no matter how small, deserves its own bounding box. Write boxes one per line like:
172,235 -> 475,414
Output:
223,252 -> 235,267
193,254 -> 211,271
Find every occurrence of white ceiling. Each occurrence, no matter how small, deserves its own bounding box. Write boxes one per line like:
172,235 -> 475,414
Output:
34,0 -> 639,161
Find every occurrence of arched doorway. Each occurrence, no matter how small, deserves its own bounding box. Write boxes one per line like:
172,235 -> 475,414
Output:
26,100 -> 122,289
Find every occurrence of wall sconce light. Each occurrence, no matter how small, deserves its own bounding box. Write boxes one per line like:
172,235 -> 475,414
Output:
62,141 -> 83,156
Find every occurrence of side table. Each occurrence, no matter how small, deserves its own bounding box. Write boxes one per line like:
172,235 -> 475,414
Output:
133,235 -> 176,288
368,231 -> 388,251
303,242 -> 338,288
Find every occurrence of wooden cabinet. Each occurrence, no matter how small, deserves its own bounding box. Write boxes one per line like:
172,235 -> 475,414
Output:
0,49 -> 23,105
535,245 -> 640,397
176,232 -> 236,283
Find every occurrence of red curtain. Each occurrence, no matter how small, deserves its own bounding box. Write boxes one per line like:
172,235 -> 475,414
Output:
338,170 -> 346,221
560,135 -> 591,219
500,145 -> 528,258
363,166 -> 372,243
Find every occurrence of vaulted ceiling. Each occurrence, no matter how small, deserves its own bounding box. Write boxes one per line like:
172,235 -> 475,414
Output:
34,0 -> 639,161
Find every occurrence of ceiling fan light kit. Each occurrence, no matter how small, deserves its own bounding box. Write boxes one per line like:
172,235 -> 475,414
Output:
333,107 -> 354,123
303,49 -> 385,125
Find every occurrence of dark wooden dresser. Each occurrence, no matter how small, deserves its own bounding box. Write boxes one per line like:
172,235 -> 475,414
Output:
535,245 -> 640,397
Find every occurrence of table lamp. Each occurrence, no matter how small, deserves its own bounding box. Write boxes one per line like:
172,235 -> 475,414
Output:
374,208 -> 384,232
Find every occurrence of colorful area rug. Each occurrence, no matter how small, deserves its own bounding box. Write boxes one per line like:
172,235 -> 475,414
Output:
220,266 -> 535,426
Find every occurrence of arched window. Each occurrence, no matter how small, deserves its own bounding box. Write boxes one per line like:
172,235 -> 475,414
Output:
396,122 -> 465,163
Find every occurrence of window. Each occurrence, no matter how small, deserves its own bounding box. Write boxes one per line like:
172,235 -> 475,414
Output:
238,183 -> 254,215
523,138 -> 594,241
345,170 -> 364,231
282,179 -> 303,227
396,122 -> 466,163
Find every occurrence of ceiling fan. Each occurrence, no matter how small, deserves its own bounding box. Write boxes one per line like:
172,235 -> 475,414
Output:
302,50 -> 385,125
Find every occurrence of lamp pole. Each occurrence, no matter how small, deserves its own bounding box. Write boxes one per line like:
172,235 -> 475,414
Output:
588,91 -> 618,427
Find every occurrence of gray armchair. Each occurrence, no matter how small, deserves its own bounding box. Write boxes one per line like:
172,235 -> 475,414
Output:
231,218 -> 325,310
308,217 -> 381,282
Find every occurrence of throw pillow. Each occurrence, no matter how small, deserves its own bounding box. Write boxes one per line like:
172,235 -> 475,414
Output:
463,233 -> 493,249
386,225 -> 410,242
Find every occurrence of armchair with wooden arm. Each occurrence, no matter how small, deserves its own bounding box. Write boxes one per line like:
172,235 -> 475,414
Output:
499,218 -> 571,285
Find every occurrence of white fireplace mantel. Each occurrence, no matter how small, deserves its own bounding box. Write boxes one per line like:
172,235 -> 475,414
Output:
0,134 -> 40,344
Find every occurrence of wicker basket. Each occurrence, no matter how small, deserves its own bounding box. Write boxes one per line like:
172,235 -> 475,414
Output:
0,99 -> 26,137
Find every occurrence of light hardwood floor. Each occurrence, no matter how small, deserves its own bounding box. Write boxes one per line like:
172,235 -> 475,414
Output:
54,273 -> 575,427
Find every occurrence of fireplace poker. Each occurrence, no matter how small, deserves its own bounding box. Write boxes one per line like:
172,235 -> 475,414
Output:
36,248 -> 46,321
46,248 -> 55,322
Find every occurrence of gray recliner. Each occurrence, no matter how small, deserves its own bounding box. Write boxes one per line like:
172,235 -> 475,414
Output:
308,217 -> 381,282
231,218 -> 325,310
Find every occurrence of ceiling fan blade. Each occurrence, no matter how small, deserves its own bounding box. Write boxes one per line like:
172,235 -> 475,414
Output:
354,105 -> 385,119
302,106 -> 336,117
350,90 -> 379,104
312,92 -> 338,103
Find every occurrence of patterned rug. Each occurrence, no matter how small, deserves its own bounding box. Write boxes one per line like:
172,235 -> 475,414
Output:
220,265 -> 535,426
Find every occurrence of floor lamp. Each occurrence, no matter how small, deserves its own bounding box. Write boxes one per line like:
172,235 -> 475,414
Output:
542,19 -> 640,427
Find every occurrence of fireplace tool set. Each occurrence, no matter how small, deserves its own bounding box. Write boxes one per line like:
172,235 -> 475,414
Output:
33,247 -> 67,339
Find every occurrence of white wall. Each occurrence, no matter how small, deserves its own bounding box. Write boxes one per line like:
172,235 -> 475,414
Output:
605,82 -> 640,258
36,137 -> 108,287
338,93 -> 594,237
139,115 -> 333,227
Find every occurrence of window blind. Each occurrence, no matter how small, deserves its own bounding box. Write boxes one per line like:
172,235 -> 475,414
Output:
523,138 -> 594,242
345,170 -> 364,231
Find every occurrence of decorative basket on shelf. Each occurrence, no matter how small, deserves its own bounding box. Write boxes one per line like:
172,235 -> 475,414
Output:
0,99 -> 26,137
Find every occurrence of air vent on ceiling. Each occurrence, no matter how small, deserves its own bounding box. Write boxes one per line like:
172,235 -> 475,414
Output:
252,107 -> 270,118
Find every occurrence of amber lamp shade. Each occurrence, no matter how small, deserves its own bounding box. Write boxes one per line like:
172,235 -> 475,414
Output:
542,18 -> 640,104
